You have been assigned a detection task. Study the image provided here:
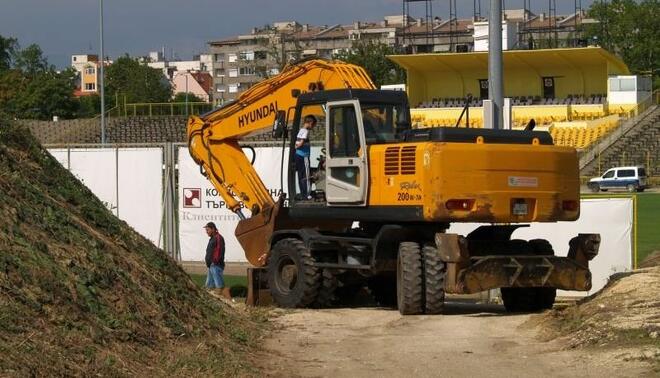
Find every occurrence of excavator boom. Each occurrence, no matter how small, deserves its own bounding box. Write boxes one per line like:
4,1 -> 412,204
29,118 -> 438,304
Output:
187,59 -> 375,265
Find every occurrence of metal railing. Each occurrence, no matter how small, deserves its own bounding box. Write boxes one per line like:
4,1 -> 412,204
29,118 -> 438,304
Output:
117,102 -> 214,117
579,90 -> 659,167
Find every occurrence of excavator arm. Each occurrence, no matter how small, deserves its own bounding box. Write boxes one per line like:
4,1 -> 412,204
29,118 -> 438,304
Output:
187,59 -> 375,265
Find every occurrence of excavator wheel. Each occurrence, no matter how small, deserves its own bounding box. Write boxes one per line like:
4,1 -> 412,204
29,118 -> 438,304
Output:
422,245 -> 446,314
267,238 -> 320,308
314,269 -> 339,308
528,239 -> 555,256
501,287 -> 557,312
501,287 -> 537,312
397,242 -> 424,315
368,275 -> 397,308
529,238 -> 557,309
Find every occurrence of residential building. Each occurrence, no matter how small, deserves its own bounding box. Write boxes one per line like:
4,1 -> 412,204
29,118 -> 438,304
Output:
208,9 -> 590,103
71,54 -> 100,96
145,51 -> 213,81
172,71 -> 213,102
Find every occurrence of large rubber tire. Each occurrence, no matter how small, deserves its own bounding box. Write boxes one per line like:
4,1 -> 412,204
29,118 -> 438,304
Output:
528,238 -> 557,309
422,245 -> 446,314
501,287 -> 557,312
368,276 -> 397,308
267,238 -> 320,308
314,269 -> 339,308
502,239 -> 558,312
528,239 -> 554,256
501,287 -> 537,312
535,287 -> 557,310
397,242 -> 424,315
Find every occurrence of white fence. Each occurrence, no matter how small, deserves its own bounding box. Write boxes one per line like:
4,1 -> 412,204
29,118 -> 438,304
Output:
48,147 -> 163,245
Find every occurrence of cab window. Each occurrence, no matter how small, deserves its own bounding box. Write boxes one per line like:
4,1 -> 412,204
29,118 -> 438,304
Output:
329,105 -> 360,158
360,103 -> 408,144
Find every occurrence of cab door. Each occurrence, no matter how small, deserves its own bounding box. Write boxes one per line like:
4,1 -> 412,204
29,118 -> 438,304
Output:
324,100 -> 369,205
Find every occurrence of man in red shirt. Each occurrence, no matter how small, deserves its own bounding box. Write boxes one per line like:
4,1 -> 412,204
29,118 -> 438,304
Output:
203,222 -> 230,298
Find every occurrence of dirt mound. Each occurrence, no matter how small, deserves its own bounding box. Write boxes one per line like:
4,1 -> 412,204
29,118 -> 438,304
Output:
0,121 -> 263,376
534,266 -> 660,363
640,251 -> 660,268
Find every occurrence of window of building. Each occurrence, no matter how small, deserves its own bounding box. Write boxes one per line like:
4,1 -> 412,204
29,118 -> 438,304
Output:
84,83 -> 96,91
214,53 -> 225,62
214,69 -> 225,77
85,67 -> 95,75
228,68 -> 239,78
610,77 -> 637,92
228,54 -> 237,63
268,68 -> 280,76
254,51 -> 268,60
239,67 -> 255,75
215,84 -> 225,93
239,51 -> 255,61
228,84 -> 239,93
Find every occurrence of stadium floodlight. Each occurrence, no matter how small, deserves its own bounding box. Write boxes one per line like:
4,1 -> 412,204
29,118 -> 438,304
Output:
99,0 -> 106,144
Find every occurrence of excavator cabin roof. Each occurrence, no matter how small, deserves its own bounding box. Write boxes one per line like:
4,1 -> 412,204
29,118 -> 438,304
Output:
297,88 -> 409,106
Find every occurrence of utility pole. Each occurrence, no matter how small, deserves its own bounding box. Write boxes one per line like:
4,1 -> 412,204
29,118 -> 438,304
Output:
99,0 -> 106,144
488,0 -> 504,129
185,72 -> 189,116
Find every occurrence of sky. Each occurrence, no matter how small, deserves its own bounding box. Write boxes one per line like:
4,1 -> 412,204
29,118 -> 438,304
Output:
0,0 -> 596,69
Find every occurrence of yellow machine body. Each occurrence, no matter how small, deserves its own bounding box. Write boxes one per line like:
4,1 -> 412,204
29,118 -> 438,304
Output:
367,141 -> 579,223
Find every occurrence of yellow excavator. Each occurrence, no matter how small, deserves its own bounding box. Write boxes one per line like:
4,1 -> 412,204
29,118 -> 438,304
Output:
187,59 -> 600,314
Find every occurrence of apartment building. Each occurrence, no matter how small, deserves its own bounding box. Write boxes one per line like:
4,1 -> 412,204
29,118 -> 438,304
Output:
71,54 -> 100,96
208,9 -> 589,103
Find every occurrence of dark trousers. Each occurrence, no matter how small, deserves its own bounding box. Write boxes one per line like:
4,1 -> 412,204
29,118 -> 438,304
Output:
295,154 -> 310,197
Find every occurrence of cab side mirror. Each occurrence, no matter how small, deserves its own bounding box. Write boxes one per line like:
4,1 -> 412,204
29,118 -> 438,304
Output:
272,110 -> 288,139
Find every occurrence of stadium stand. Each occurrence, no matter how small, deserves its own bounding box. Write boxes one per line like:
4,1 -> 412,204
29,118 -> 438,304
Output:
580,105 -> 660,177
390,47 -> 647,150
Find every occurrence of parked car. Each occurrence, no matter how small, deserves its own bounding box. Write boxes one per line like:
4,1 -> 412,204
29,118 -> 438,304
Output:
588,166 -> 647,193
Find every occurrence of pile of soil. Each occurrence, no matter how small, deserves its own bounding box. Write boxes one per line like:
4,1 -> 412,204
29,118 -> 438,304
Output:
0,120 -> 263,376
534,266 -> 660,362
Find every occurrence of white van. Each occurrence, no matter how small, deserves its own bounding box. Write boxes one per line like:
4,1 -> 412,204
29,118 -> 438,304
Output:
588,166 -> 647,193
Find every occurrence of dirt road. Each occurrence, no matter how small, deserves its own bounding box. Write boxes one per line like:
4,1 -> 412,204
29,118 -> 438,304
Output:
263,300 -> 653,377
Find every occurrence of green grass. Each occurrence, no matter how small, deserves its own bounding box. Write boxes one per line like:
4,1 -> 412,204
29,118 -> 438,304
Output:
189,274 -> 248,290
636,193 -> 660,264
582,192 -> 660,265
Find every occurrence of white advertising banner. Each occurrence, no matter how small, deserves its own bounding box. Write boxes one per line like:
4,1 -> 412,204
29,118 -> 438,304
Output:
178,146 -> 321,262
47,148 -> 164,245
68,148 -> 118,214
48,149 -> 69,168
116,149 -> 163,245
449,198 -> 633,295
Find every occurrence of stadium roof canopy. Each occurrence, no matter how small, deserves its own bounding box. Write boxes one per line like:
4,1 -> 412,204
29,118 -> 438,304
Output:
388,47 -> 630,106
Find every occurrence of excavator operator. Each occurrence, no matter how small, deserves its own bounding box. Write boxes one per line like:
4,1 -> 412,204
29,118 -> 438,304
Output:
295,114 -> 316,200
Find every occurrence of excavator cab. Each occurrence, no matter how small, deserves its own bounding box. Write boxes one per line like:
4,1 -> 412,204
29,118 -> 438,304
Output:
286,89 -> 411,208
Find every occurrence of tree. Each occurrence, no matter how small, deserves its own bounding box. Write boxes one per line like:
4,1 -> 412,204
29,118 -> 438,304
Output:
333,41 -> 406,88
585,0 -> 659,86
172,92 -> 204,103
105,55 -> 172,104
76,94 -> 101,118
12,69 -> 78,120
0,35 -> 18,72
13,44 -> 51,78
